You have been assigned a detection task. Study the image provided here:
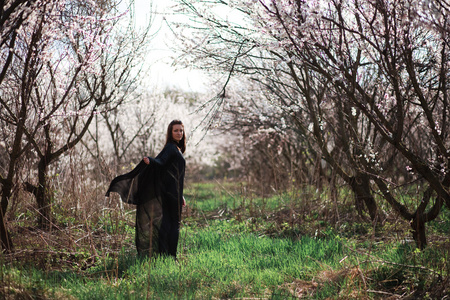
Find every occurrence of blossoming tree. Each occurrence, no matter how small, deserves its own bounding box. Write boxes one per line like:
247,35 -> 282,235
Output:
0,0 -> 152,250
172,0 -> 449,248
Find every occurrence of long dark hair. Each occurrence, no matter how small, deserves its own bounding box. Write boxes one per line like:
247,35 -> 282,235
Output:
165,119 -> 186,153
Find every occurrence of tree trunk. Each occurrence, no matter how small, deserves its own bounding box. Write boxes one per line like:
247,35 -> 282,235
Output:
0,114 -> 27,251
0,215 -> 12,252
1,174 -> 15,252
36,158 -> 51,229
411,212 -> 427,249
349,173 -> 381,223
0,183 -> 13,252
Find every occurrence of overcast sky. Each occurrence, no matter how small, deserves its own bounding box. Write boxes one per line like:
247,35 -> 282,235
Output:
132,0 -> 208,93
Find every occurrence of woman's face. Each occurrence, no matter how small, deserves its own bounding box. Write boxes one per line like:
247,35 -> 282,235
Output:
172,124 -> 184,142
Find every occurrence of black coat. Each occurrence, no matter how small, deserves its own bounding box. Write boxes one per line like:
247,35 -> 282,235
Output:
105,142 -> 186,212
106,142 -> 186,256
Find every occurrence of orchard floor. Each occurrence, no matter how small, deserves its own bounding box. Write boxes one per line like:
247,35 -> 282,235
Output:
1,181 -> 449,299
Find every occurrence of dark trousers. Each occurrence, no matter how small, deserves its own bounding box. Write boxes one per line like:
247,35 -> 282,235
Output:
158,210 -> 181,258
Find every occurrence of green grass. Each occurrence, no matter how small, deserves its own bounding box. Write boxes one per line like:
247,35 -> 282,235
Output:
3,219 -> 448,299
1,224 -> 343,299
1,181 -> 449,299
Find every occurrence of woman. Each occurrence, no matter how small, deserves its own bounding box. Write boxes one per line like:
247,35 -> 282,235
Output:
106,120 -> 187,258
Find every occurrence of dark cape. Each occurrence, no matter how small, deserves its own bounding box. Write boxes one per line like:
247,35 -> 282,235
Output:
105,142 -> 185,257
105,161 -> 161,205
105,160 -> 164,256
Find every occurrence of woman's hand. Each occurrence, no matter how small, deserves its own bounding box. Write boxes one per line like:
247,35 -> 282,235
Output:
182,196 -> 186,207
143,157 -> 150,165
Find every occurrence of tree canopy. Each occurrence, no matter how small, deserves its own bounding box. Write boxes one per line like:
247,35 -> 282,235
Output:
172,0 -> 450,248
